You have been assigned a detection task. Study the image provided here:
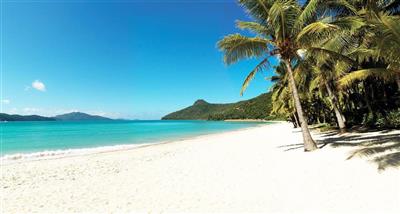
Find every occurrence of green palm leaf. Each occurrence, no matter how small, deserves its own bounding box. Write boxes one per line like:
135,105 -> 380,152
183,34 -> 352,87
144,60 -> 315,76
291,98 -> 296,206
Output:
240,57 -> 270,96
338,68 -> 397,88
293,0 -> 320,34
217,34 -> 271,65
236,20 -> 273,36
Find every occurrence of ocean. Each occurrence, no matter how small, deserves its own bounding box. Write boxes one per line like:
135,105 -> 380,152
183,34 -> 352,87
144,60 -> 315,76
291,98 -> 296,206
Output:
1,120 -> 265,160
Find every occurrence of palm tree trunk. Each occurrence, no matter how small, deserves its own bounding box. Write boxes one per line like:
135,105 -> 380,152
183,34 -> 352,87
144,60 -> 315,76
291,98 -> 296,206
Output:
293,111 -> 299,128
363,81 -> 376,125
284,60 -> 318,151
324,82 -> 346,133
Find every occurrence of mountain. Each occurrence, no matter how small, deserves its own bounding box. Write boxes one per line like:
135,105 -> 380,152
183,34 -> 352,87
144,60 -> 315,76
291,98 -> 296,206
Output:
162,93 -> 276,120
0,112 -> 114,122
0,113 -> 56,122
55,112 -> 113,121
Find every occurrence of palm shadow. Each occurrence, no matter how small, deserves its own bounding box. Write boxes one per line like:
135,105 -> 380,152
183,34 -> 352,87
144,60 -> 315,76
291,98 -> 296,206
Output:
280,129 -> 400,171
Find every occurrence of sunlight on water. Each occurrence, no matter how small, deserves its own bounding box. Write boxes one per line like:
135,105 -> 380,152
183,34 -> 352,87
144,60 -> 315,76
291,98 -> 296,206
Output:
1,120 -> 266,158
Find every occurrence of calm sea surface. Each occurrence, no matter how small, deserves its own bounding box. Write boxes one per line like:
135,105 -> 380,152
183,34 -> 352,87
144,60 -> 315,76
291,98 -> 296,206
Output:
1,120 -> 265,156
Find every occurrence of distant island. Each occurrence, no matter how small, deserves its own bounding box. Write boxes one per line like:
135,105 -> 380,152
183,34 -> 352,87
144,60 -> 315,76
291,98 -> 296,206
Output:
0,112 -> 114,122
54,112 -> 113,121
162,93 -> 279,120
0,114 -> 56,122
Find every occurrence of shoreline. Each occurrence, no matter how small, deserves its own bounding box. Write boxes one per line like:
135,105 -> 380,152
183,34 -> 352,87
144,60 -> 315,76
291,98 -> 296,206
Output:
1,122 -> 270,165
224,119 -> 286,122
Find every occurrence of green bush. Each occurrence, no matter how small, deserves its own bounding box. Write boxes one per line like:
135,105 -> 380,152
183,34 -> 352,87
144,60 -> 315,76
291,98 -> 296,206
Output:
363,113 -> 376,127
375,109 -> 400,129
384,109 -> 400,128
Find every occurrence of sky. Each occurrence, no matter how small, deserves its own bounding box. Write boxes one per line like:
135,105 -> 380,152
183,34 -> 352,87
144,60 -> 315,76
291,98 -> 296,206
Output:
1,0 -> 278,119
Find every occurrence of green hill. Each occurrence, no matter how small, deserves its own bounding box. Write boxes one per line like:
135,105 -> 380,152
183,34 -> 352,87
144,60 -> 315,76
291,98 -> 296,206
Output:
0,112 -> 114,122
162,93 -> 276,120
55,112 -> 113,121
0,113 -> 56,122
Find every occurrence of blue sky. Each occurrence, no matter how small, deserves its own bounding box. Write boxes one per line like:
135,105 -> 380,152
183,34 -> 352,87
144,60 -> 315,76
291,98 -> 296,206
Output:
1,0 -> 278,119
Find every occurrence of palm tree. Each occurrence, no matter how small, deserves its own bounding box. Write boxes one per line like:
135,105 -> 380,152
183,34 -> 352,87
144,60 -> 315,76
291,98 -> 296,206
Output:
317,1 -> 400,90
339,12 -> 400,90
270,63 -> 299,127
307,61 -> 347,132
217,0 -> 363,151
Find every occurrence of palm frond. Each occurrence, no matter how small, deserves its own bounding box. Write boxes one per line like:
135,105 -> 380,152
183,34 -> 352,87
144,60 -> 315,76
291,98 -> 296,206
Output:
217,34 -> 271,65
332,16 -> 365,33
236,20 -> 273,36
269,0 -> 301,41
293,0 -> 320,34
240,57 -> 270,96
307,47 -> 357,65
349,48 -> 380,63
238,0 -> 275,24
297,16 -> 364,46
336,0 -> 359,14
338,68 -> 397,88
308,74 -> 322,92
375,12 -> 400,46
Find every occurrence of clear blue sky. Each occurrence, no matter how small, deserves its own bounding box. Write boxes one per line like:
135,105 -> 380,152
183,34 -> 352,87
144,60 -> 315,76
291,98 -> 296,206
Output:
1,0 -> 278,119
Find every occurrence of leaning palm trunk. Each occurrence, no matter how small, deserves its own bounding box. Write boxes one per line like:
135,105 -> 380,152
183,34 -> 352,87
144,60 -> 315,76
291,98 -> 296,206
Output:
293,112 -> 300,128
284,60 -> 318,151
324,82 -> 346,132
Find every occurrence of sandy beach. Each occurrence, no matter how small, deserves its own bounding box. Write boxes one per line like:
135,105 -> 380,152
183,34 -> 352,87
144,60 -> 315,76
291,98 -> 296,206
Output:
1,122 -> 399,213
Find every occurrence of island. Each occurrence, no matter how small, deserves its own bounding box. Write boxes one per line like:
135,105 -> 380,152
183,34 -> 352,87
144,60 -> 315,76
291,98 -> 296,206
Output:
162,93 -> 277,120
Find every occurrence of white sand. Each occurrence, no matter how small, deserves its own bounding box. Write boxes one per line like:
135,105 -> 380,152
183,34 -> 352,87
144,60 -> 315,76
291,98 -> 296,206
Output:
1,122 -> 399,213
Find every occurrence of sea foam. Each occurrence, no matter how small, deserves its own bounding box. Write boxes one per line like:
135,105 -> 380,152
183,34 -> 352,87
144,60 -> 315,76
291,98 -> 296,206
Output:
0,142 -> 161,163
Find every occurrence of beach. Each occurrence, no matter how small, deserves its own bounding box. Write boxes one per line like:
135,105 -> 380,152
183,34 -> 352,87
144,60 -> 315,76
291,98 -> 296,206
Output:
1,122 -> 399,213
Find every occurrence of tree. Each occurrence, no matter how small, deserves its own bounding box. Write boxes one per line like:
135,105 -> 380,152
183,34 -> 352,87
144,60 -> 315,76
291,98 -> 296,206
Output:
218,0 -> 366,150
307,60 -> 347,132
270,62 -> 299,127
339,12 -> 400,90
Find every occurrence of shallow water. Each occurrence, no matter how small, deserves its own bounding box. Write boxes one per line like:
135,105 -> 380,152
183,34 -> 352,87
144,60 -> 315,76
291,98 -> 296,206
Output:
1,120 -> 265,157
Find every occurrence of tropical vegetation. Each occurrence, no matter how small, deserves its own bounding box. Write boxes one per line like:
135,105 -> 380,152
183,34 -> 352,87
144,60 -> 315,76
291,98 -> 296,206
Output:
217,0 -> 400,151
162,93 -> 279,120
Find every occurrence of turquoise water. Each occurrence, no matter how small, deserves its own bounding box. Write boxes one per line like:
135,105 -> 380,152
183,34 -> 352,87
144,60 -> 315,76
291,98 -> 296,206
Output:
1,120 -> 264,156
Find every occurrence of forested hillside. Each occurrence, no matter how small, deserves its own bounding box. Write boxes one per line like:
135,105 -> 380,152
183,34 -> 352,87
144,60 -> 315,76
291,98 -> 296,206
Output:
162,93 -> 277,120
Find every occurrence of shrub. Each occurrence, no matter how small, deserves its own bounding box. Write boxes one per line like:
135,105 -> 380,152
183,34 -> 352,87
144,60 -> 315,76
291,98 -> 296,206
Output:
384,109 -> 400,128
374,109 -> 400,129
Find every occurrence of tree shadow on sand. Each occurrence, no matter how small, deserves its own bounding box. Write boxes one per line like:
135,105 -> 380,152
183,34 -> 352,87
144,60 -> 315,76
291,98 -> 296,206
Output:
279,129 -> 400,171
